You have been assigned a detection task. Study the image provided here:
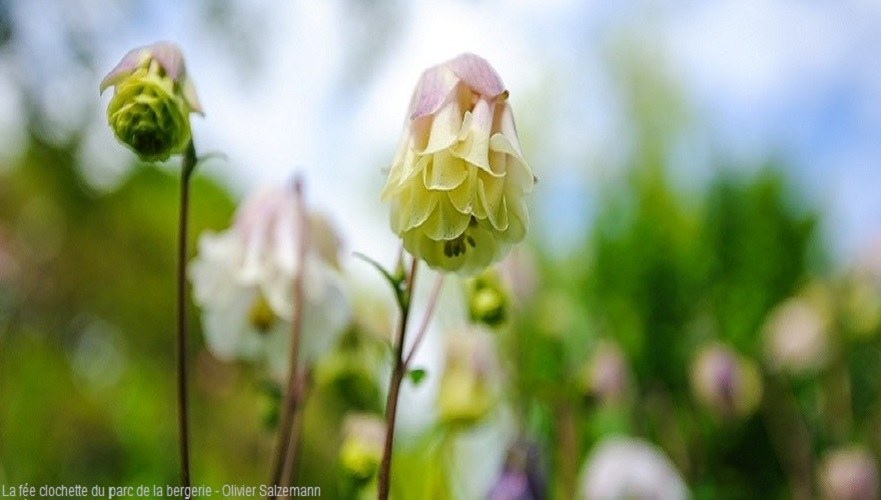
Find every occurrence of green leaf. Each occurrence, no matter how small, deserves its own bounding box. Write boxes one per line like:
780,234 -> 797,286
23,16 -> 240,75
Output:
354,252 -> 407,310
407,368 -> 428,386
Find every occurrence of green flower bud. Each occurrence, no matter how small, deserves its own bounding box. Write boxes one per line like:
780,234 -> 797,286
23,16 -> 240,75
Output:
100,42 -> 202,162
466,270 -> 509,327
339,414 -> 385,483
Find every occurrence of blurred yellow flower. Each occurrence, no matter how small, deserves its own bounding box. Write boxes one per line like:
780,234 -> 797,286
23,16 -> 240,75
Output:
382,53 -> 535,274
437,330 -> 497,426
100,41 -> 202,161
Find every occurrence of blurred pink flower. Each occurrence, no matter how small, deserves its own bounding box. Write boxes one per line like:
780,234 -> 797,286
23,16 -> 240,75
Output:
819,447 -> 879,500
585,341 -> 630,406
690,343 -> 762,419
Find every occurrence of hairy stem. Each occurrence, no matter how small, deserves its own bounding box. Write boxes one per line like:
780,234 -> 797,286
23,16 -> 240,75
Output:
377,257 -> 419,500
176,141 -> 197,494
267,178 -> 309,498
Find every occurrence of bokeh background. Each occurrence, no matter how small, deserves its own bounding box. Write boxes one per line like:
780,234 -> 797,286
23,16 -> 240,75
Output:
1,1 -> 880,498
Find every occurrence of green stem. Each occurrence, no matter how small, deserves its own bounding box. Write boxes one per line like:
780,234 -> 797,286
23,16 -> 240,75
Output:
177,141 -> 197,494
377,257 -> 419,500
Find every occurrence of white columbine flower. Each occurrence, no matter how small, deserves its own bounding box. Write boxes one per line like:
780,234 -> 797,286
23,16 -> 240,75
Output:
189,183 -> 349,378
580,437 -> 689,500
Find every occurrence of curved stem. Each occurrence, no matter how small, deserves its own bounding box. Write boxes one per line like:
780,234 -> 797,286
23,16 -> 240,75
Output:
377,257 -> 419,500
267,178 -> 309,498
402,273 -> 444,370
176,141 -> 197,494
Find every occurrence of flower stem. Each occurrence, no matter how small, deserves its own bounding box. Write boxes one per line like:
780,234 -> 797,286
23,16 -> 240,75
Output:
279,366 -> 312,494
176,140 -> 197,494
267,178 -> 308,499
377,257 -> 419,500
402,273 -> 444,369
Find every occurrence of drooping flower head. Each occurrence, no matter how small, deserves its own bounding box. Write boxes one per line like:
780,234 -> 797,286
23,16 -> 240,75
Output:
100,41 -> 203,161
189,182 -> 349,378
382,53 -> 535,274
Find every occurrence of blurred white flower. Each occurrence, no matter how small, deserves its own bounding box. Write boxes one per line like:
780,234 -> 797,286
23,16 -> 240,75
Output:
763,288 -> 832,375
819,446 -> 879,500
580,437 -> 688,500
189,183 -> 349,378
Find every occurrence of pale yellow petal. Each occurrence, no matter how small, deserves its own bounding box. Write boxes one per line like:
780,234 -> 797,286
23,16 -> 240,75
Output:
390,180 -> 439,233
476,174 -> 508,231
424,149 -> 468,191
448,167 -> 477,213
421,95 -> 465,155
420,197 -> 471,240
451,97 -> 497,175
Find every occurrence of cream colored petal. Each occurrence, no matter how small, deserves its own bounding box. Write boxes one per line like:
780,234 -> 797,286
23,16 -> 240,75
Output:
460,226 -> 503,275
452,97 -> 498,176
421,96 -> 465,155
420,196 -> 471,240
494,102 -> 524,157
477,174 -> 508,231
182,76 -> 204,115
382,150 -> 427,200
424,149 -> 468,191
506,155 -> 535,194
490,133 -> 535,193
501,198 -> 528,243
391,180 -> 439,233
448,167 -> 477,213
489,133 -> 524,162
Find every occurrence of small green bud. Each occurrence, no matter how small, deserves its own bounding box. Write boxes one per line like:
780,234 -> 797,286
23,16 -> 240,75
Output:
467,270 -> 509,327
100,42 -> 202,162
339,414 -> 385,482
